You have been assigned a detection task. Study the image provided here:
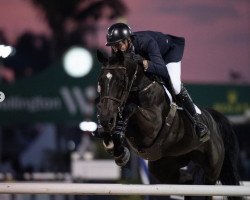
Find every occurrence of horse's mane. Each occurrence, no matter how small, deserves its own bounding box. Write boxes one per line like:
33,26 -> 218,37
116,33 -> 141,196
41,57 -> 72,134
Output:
108,52 -> 135,66
108,55 -> 119,65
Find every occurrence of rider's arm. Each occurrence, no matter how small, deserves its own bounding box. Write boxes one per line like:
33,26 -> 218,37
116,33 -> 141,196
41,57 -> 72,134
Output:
141,36 -> 168,78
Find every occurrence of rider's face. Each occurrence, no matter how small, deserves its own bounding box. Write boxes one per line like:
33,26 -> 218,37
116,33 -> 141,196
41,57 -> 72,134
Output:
111,39 -> 130,52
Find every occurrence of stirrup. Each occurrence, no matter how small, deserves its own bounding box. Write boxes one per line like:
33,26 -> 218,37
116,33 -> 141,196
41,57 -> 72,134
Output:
195,122 -> 210,142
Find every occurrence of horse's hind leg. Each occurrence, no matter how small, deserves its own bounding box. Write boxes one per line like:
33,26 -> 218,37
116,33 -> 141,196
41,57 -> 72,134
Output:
204,178 -> 217,200
148,157 -> 182,184
185,163 -> 209,200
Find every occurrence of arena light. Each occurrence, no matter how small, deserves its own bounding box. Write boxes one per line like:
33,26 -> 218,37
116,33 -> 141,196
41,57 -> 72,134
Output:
79,121 -> 97,132
0,45 -> 15,58
63,47 -> 93,78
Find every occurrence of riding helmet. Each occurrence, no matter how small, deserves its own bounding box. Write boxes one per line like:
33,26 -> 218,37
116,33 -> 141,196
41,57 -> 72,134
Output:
106,23 -> 134,46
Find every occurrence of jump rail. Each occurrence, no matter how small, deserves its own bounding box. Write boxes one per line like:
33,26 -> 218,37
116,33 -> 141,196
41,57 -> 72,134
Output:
0,183 -> 250,196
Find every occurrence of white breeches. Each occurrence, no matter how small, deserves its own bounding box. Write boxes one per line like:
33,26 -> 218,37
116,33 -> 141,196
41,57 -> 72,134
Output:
166,61 -> 182,95
165,61 -> 201,114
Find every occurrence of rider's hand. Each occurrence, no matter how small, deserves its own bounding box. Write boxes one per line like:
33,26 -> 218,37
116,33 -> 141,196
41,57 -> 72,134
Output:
143,60 -> 149,72
132,54 -> 149,72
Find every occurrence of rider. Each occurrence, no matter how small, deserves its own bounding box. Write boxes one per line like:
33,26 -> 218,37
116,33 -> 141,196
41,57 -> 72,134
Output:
104,22 -> 209,142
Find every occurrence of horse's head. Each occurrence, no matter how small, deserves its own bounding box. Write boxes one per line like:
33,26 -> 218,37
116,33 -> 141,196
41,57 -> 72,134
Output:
96,50 -> 140,132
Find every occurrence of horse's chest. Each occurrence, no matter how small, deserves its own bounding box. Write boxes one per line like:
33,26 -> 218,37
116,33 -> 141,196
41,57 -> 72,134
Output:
126,136 -> 164,161
126,115 -> 173,161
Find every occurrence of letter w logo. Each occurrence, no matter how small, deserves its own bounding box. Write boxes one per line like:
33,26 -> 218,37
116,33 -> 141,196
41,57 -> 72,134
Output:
60,86 -> 95,116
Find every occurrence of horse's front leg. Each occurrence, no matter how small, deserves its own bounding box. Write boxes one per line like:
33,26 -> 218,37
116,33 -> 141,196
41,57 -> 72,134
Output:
102,133 -> 130,166
102,103 -> 138,166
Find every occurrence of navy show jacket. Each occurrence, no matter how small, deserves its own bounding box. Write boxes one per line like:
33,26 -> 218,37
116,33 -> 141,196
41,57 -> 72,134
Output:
132,31 -> 185,81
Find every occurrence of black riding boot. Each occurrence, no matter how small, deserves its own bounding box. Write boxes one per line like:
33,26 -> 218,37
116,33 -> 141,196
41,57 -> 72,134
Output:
176,86 -> 210,142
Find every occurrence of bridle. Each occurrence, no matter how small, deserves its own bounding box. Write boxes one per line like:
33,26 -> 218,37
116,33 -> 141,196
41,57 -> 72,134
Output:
100,64 -> 139,117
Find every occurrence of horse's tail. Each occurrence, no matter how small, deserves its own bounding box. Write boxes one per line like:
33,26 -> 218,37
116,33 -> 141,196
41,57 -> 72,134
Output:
207,108 -> 241,186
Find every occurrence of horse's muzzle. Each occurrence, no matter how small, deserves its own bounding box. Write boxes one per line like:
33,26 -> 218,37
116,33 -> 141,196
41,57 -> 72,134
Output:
99,114 -> 117,132
97,100 -> 119,132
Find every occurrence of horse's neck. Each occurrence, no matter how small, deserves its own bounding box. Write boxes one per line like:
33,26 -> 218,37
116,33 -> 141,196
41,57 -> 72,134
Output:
127,66 -> 174,122
135,73 -> 191,140
129,72 -> 171,120
134,70 -> 152,91
126,68 -> 198,149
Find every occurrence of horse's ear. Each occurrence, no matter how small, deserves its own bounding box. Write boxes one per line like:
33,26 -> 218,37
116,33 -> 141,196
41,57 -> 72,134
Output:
96,50 -> 108,65
116,50 -> 124,63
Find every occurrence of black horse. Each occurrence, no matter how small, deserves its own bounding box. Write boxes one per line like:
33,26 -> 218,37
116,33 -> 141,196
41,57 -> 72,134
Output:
96,50 -> 241,200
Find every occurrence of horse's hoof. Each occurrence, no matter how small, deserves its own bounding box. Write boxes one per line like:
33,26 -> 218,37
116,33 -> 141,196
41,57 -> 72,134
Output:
114,147 -> 130,166
103,140 -> 114,155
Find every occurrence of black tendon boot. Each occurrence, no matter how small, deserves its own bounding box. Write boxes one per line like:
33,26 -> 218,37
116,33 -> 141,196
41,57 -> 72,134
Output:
112,117 -> 127,144
176,86 -> 210,142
